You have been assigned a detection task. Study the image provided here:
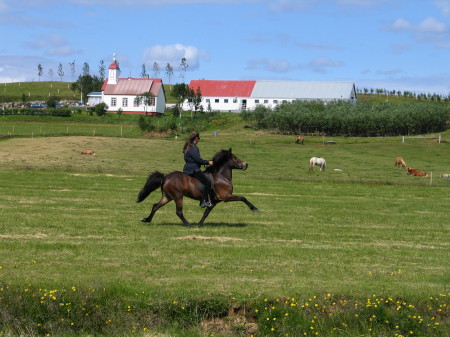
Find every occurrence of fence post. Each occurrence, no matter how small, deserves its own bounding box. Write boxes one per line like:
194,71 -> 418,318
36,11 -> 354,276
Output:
439,135 -> 442,143
402,136 -> 405,143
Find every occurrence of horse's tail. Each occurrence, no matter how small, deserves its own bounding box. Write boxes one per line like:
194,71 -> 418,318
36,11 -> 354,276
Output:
137,171 -> 165,203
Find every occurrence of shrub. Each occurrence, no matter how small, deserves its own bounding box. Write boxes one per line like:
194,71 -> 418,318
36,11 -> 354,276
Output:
242,101 -> 449,136
94,102 -> 108,116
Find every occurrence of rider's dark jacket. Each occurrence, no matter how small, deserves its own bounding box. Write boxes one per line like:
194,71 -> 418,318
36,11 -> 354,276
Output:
183,143 -> 209,175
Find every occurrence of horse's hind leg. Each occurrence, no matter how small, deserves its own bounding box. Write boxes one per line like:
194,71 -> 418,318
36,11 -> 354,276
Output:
174,198 -> 191,227
141,197 -> 170,223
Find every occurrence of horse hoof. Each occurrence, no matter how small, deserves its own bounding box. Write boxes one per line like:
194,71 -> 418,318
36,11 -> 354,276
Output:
140,218 -> 150,223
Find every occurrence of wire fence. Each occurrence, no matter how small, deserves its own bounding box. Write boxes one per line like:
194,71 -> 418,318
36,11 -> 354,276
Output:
0,124 -> 143,138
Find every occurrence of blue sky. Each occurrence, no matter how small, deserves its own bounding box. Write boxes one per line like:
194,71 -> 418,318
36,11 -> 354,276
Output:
1,0 -> 450,94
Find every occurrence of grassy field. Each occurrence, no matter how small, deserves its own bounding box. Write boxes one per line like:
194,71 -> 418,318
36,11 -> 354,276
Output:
0,81 -> 181,104
0,118 -> 449,336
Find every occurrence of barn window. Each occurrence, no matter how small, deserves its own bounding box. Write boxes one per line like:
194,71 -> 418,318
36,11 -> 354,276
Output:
206,99 -> 210,103
111,98 -> 117,107
224,99 -> 229,103
215,99 -> 219,103
273,100 -> 278,104
133,98 -> 139,107
255,99 -> 259,104
264,100 -> 269,104
122,98 -> 128,107
233,98 -> 237,103
149,97 -> 156,106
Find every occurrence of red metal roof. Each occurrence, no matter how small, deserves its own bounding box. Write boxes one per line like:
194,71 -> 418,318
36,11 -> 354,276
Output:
102,78 -> 162,96
189,80 -> 256,97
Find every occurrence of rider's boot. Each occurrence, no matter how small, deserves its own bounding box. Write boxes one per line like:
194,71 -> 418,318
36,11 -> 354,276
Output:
200,191 -> 212,208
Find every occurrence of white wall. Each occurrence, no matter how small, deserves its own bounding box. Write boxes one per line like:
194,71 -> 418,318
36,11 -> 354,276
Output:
103,93 -> 165,114
182,96 -> 291,112
183,96 -> 356,112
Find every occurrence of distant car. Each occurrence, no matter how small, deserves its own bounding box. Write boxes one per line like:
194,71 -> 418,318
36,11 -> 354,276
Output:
30,103 -> 47,108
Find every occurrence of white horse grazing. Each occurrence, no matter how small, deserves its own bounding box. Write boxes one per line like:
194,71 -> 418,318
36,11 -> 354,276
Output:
309,157 -> 326,172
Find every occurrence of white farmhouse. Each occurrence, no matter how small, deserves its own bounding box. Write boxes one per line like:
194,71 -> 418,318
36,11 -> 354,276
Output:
183,80 -> 357,112
88,55 -> 166,115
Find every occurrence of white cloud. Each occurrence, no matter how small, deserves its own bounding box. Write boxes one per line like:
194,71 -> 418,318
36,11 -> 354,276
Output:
435,0 -> 450,17
390,42 -> 413,54
0,0 -> 10,13
269,0 -> 317,12
417,17 -> 447,33
22,0 -> 261,7
297,42 -> 341,50
0,55 -> 51,82
142,44 -> 206,70
335,0 -> 389,8
246,58 -> 292,73
46,46 -> 82,57
386,16 -> 450,50
375,68 -> 406,76
24,34 -> 82,57
388,18 -> 413,32
302,57 -> 344,73
358,73 -> 450,95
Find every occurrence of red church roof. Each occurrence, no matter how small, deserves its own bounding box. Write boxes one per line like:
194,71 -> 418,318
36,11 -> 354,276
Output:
108,60 -> 120,70
102,78 -> 162,96
189,80 -> 256,97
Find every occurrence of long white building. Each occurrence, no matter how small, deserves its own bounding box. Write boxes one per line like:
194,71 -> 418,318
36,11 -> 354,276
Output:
183,80 -> 357,112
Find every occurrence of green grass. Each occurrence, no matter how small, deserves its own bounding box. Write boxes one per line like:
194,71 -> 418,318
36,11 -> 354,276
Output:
0,81 -> 77,102
0,117 -> 449,336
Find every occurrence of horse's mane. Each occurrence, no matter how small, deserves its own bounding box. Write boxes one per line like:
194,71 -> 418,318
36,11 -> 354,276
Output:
205,149 -> 231,173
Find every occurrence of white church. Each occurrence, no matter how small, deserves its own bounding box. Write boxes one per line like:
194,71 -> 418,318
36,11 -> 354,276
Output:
88,55 -> 166,115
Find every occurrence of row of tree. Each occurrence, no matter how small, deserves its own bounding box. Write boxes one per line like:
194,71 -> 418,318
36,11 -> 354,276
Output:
357,87 -> 449,102
37,58 -> 191,103
36,57 -> 189,86
242,101 -> 449,137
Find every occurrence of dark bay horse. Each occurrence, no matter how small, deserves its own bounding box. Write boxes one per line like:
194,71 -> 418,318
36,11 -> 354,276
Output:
137,149 -> 258,226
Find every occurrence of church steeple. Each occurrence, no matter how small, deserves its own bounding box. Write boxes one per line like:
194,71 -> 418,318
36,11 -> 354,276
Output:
108,53 -> 120,84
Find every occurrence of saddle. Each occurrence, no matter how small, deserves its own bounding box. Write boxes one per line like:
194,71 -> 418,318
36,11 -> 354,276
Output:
203,172 -> 215,193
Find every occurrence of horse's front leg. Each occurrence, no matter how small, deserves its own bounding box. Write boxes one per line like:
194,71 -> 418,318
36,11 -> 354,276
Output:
198,203 -> 217,227
223,195 -> 258,213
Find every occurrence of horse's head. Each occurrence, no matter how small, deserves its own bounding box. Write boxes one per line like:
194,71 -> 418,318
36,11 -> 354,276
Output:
206,148 -> 248,172
228,148 -> 248,170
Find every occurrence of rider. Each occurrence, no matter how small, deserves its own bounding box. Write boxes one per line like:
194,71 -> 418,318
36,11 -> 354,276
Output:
182,132 -> 214,207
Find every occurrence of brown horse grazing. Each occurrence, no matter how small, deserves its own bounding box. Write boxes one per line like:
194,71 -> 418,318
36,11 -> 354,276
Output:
295,136 -> 304,144
407,167 -> 427,177
137,149 -> 258,226
81,150 -> 96,155
394,157 -> 406,169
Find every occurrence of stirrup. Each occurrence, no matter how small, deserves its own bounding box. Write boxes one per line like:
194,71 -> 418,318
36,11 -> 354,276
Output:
200,200 -> 212,208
